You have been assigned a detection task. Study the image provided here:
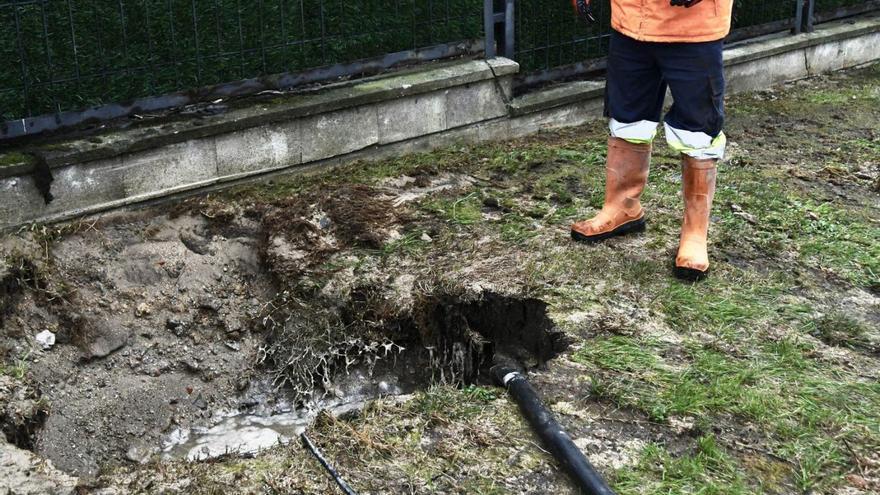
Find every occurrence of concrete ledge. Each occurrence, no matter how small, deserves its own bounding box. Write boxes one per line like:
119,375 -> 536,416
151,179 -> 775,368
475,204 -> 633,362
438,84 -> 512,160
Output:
724,13 -> 880,66
508,81 -> 605,117
0,58 -> 519,178
725,13 -> 879,94
0,57 -> 519,230
0,13 -> 878,231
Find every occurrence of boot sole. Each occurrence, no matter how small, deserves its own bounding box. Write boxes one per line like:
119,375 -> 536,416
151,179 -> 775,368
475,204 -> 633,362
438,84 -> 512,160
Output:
571,217 -> 646,244
673,265 -> 710,282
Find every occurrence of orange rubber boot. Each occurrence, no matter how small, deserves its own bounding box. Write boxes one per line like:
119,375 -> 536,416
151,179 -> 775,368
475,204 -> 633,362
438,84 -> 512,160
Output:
571,137 -> 651,243
674,155 -> 717,280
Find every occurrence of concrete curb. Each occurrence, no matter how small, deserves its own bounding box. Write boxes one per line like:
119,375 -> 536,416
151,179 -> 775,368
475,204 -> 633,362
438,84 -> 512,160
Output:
0,58 -> 519,178
1,13 -> 878,231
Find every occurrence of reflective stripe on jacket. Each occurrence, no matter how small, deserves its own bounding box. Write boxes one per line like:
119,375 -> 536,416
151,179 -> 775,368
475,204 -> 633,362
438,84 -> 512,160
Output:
611,0 -> 734,43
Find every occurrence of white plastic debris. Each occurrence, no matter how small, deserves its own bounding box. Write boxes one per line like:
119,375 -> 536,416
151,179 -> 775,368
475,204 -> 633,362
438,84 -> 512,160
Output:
35,330 -> 56,350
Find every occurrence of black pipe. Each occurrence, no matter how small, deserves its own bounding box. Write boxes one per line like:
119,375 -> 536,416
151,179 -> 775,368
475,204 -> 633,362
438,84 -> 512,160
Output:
491,365 -> 616,495
300,432 -> 359,495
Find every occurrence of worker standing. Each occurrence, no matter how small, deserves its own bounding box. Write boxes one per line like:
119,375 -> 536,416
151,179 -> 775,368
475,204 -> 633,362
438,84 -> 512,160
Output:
570,0 -> 734,281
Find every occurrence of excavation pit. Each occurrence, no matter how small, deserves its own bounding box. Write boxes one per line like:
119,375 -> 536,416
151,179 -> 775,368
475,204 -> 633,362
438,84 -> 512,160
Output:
162,291 -> 570,461
0,187 -> 572,477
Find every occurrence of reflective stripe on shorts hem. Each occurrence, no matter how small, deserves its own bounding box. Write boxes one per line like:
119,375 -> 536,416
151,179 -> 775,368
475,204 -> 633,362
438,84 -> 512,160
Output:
664,122 -> 726,160
609,118 -> 659,143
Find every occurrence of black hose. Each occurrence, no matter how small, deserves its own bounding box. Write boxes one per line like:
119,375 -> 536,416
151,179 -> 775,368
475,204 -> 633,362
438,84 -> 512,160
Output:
300,432 -> 359,495
492,365 -> 616,495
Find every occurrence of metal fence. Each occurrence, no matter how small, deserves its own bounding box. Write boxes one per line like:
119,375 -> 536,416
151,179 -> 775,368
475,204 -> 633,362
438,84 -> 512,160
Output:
1,0 -> 878,141
0,0 -> 484,137
811,0 -> 880,25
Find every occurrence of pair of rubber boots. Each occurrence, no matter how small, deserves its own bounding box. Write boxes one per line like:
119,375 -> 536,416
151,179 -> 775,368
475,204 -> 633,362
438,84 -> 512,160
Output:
570,137 -> 717,281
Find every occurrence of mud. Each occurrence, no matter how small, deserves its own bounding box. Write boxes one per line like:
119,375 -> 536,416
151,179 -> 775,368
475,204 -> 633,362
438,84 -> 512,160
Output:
155,286 -> 568,465
162,359 -> 420,461
0,375 -> 47,450
414,292 -> 572,380
0,192 -> 565,486
0,211 -> 275,476
259,183 -> 407,280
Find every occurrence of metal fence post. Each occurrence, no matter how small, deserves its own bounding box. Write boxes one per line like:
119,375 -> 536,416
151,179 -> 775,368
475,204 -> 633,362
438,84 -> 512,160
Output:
794,0 -> 804,34
484,0 -> 496,58
805,0 -> 816,32
483,0 -> 515,60
504,0 -> 515,60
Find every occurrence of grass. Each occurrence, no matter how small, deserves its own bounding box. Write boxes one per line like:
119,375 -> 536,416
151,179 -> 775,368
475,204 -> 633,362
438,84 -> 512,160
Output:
716,178 -> 880,287
305,385 -> 542,494
0,151 -> 34,168
401,64 -> 879,493
380,227 -> 433,257
0,351 -> 29,379
422,193 -> 484,226
614,436 -> 753,495
806,312 -> 876,351
405,65 -> 876,493
803,83 -> 880,105
576,330 -> 880,491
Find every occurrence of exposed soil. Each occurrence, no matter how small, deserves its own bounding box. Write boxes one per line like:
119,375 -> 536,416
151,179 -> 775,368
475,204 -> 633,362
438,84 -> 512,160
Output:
0,188 -> 570,491
0,212 -> 273,477
1,64 -> 878,494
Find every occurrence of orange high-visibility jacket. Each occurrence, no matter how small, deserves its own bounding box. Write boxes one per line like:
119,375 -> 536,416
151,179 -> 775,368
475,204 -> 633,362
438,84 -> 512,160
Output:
611,0 -> 734,43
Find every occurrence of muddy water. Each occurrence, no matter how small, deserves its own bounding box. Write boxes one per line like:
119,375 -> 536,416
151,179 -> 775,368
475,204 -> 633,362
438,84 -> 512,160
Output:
162,353 -> 424,461
163,409 -> 312,461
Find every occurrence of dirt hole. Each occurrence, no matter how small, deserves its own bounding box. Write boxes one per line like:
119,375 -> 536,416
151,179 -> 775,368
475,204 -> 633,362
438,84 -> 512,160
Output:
414,291 -> 572,383
168,291 -> 570,461
0,376 -> 48,451
0,255 -> 42,329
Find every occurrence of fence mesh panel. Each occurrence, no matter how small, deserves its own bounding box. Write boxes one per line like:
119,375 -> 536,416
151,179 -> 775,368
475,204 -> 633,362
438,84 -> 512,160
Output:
0,0 -> 484,122
815,0 -> 875,9
512,1 -> 612,77
731,0 -> 799,30
813,0 -> 880,18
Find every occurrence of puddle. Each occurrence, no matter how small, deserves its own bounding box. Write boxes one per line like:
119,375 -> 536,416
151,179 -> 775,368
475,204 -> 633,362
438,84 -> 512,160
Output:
160,291 -> 570,461
163,401 -> 359,461
162,350 -> 422,460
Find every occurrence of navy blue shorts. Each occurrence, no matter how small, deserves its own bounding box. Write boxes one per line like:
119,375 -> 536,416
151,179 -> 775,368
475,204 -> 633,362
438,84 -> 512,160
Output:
604,30 -> 727,159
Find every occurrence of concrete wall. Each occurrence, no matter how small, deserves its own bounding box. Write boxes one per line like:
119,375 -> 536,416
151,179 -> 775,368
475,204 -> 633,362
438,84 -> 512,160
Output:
724,17 -> 880,93
1,14 -> 878,231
